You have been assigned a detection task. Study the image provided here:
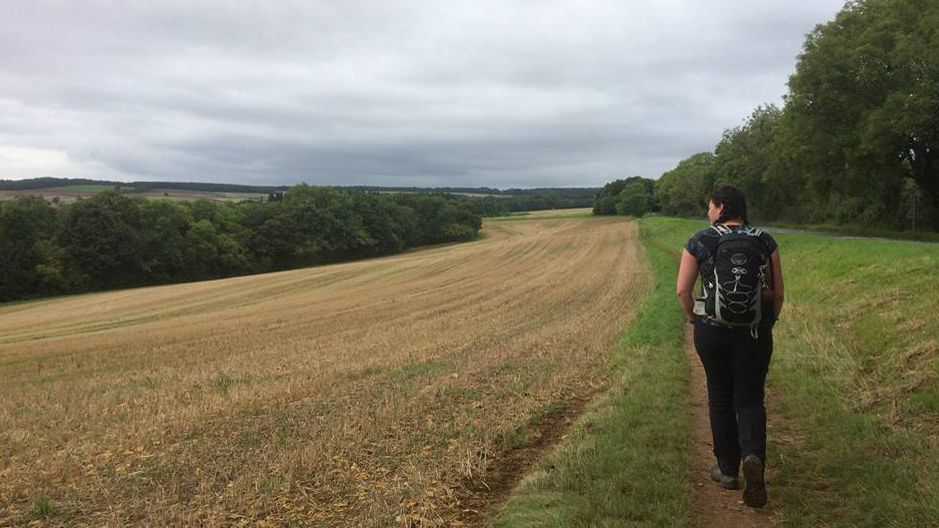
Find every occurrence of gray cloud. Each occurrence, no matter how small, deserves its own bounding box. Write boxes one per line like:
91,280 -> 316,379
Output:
0,0 -> 845,188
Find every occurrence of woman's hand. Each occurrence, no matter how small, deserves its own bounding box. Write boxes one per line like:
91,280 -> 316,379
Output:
677,249 -> 699,322
769,249 -> 784,319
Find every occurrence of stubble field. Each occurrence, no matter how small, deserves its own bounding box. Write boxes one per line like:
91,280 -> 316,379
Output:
0,212 -> 650,527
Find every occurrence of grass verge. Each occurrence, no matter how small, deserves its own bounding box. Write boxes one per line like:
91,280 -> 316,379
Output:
493,220 -> 692,528
640,216 -> 939,528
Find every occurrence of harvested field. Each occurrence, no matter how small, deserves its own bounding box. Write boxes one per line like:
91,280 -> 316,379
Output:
0,215 -> 650,527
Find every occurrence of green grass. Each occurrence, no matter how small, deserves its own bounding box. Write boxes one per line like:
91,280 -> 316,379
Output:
213,373 -> 236,394
640,216 -> 939,528
50,184 -> 117,192
33,495 -> 59,518
500,428 -> 531,450
494,220 -> 692,528
528,401 -> 566,426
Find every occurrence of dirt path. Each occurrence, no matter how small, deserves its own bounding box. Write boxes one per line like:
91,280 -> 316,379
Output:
684,326 -> 781,528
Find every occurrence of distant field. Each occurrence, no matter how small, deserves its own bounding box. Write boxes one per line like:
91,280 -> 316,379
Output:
134,190 -> 267,202
53,184 -> 116,192
0,188 -> 499,203
0,215 -> 649,527
486,208 -> 593,221
0,188 -> 266,203
372,190 -> 502,198
0,187 -> 586,206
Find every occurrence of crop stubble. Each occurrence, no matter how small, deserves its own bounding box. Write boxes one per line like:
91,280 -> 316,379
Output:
0,215 -> 650,527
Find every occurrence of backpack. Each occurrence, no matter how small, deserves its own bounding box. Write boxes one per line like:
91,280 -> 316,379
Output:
700,224 -> 768,330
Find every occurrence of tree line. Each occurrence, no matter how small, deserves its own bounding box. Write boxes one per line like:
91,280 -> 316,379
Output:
472,193 -> 597,217
0,186 -> 481,302
598,0 -> 939,232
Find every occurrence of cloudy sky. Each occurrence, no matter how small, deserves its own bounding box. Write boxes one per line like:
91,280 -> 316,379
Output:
1,1 -> 846,188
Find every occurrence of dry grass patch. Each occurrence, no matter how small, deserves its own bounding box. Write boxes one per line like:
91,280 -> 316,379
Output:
0,216 -> 649,527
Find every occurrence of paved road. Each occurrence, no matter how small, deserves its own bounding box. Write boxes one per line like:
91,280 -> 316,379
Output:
669,216 -> 937,244
761,226 -> 937,244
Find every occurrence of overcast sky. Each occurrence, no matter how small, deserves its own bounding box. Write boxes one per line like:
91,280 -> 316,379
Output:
1,1 -> 846,188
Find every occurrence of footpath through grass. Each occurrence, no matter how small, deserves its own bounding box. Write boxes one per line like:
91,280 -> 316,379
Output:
494,219 -> 693,528
640,216 -> 939,528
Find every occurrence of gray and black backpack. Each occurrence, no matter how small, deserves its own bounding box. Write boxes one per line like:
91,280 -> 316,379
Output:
701,224 -> 768,331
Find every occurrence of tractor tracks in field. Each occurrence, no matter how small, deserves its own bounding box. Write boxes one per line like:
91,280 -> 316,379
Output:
451,393 -> 595,527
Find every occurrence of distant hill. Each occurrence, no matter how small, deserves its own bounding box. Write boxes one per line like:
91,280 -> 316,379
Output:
0,178 -> 600,198
342,185 -> 600,199
0,177 -> 289,194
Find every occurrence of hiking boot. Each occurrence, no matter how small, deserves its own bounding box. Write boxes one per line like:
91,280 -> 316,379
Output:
742,455 -> 768,508
709,464 -> 740,490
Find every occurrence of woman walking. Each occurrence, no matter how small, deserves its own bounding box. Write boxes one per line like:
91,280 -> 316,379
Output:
676,186 -> 785,508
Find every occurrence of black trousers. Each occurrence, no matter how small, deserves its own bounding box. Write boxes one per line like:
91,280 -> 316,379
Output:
693,321 -> 773,477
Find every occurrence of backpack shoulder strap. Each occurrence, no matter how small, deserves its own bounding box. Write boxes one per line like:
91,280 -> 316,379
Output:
710,223 -> 732,236
741,226 -> 770,257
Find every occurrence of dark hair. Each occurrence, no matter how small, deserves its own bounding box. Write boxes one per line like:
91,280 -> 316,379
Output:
710,186 -> 748,224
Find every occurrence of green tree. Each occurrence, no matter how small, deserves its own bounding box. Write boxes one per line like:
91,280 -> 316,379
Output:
32,238 -> 84,295
473,196 -> 510,217
593,177 -> 654,215
0,196 -> 59,301
782,0 -> 939,228
390,194 -> 481,245
182,219 -> 250,279
711,105 -> 789,221
351,193 -> 418,255
615,182 -> 652,217
655,153 -> 715,217
58,191 -> 144,289
138,200 -> 193,283
435,200 -> 481,241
